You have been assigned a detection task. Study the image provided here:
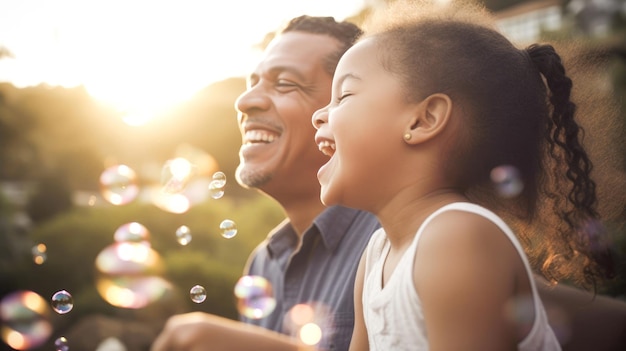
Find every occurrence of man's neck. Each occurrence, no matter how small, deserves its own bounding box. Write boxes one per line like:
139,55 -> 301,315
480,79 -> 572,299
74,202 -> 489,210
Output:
279,198 -> 327,236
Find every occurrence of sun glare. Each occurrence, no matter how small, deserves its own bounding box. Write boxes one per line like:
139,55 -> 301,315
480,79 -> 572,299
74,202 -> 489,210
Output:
0,0 -> 365,125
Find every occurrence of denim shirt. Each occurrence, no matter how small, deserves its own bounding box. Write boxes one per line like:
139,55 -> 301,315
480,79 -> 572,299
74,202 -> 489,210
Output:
242,206 -> 380,351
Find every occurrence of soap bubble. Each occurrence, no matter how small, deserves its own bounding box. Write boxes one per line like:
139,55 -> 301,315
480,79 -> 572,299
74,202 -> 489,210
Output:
31,244 -> 47,265
189,285 -> 207,304
234,275 -> 276,319
490,165 -> 523,198
176,225 -> 192,246
161,158 -> 195,194
95,242 -> 172,309
220,219 -> 237,239
100,165 -> 139,205
0,290 -> 52,350
55,336 -> 69,351
114,222 -> 150,244
208,181 -> 225,200
51,290 -> 73,315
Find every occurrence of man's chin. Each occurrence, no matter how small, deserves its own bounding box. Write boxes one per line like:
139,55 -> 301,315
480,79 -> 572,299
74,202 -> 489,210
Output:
235,166 -> 272,190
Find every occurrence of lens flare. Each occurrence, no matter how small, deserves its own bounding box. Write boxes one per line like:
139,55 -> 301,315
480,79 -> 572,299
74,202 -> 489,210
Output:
161,158 -> 195,194
284,303 -> 333,347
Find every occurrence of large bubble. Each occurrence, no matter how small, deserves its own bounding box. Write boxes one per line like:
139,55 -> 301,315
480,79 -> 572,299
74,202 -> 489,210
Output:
95,242 -> 172,309
0,291 -> 52,350
234,275 -> 276,319
100,165 -> 140,205
114,222 -> 150,244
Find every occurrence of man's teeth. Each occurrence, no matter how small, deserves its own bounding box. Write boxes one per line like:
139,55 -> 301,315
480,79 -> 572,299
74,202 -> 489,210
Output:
244,130 -> 276,143
318,140 -> 336,156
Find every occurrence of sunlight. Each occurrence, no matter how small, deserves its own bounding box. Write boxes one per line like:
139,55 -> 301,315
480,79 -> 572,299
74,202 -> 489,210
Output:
0,0 -> 365,125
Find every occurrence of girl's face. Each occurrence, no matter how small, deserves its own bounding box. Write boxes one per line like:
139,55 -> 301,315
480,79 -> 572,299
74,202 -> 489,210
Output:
312,38 -> 417,211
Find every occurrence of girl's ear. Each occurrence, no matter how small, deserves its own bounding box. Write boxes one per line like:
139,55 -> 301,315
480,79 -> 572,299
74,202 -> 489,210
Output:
403,93 -> 453,145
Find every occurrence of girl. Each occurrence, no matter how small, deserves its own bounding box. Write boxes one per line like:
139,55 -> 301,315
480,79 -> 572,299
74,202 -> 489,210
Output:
312,1 -> 614,350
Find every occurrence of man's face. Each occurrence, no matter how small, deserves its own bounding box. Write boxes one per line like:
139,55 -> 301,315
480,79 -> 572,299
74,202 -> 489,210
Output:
234,31 -> 339,199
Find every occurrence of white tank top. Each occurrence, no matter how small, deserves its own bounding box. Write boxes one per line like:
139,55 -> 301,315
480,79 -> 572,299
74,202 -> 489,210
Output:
362,202 -> 561,350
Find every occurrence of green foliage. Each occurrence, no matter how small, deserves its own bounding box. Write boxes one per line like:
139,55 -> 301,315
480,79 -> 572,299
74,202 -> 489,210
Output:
1,193 -> 284,347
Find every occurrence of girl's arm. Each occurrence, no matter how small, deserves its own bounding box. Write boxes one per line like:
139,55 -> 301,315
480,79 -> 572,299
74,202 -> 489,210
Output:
349,252 -> 369,351
414,211 -> 520,351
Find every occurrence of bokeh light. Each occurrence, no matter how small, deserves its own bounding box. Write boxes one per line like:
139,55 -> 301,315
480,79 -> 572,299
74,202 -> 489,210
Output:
31,244 -> 47,265
151,192 -> 191,214
189,285 -> 207,304
490,165 -> 524,198
284,303 -> 333,347
0,291 -> 52,350
234,275 -> 276,319
95,242 -> 172,309
220,219 -> 237,239
176,225 -> 192,246
50,290 -> 73,315
100,164 -> 140,205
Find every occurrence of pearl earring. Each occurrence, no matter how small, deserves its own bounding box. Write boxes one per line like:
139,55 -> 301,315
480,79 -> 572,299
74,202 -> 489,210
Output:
404,133 -> 412,141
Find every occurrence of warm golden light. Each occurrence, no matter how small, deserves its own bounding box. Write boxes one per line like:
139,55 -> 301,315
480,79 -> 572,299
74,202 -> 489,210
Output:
0,1 -> 364,124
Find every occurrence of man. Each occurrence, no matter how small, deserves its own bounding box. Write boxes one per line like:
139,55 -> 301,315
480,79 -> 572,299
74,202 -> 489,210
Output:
152,15 -> 379,351
151,14 -> 626,351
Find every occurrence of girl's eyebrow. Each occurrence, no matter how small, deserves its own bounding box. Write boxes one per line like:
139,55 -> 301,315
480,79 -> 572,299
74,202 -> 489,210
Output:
336,73 -> 361,87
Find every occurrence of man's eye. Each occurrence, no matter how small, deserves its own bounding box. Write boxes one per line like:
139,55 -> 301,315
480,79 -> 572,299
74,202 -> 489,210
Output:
276,79 -> 297,89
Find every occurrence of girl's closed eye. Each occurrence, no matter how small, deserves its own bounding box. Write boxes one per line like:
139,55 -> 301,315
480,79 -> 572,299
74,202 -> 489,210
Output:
338,92 -> 352,103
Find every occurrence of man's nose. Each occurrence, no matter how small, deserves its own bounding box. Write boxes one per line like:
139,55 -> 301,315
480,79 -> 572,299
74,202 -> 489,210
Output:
235,84 -> 271,115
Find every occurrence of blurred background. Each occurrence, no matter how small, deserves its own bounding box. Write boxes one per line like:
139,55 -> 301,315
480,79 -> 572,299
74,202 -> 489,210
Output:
0,0 -> 625,350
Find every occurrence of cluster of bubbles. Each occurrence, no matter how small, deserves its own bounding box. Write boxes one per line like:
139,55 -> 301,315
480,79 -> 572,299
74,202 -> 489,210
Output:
234,275 -> 276,320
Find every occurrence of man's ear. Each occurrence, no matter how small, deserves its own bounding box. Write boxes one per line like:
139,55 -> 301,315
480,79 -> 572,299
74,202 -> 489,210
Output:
403,93 -> 453,145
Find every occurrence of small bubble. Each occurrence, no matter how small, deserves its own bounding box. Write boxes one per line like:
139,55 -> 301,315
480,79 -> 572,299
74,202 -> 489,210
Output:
190,285 -> 206,303
211,171 -> 227,188
32,244 -> 47,265
220,219 -> 237,239
51,290 -> 73,314
208,181 -> 225,199
234,275 -> 276,319
114,222 -> 150,243
100,165 -> 139,205
176,225 -> 192,246
490,165 -> 524,198
55,336 -> 69,351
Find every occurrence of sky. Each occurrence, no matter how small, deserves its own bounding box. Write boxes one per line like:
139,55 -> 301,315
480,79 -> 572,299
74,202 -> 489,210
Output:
0,0 -> 367,119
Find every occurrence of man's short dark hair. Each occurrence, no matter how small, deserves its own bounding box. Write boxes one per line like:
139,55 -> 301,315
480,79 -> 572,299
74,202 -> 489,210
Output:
281,15 -> 363,76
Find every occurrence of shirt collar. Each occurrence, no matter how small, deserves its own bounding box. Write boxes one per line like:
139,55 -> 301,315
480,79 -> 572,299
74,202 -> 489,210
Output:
265,206 -> 362,258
